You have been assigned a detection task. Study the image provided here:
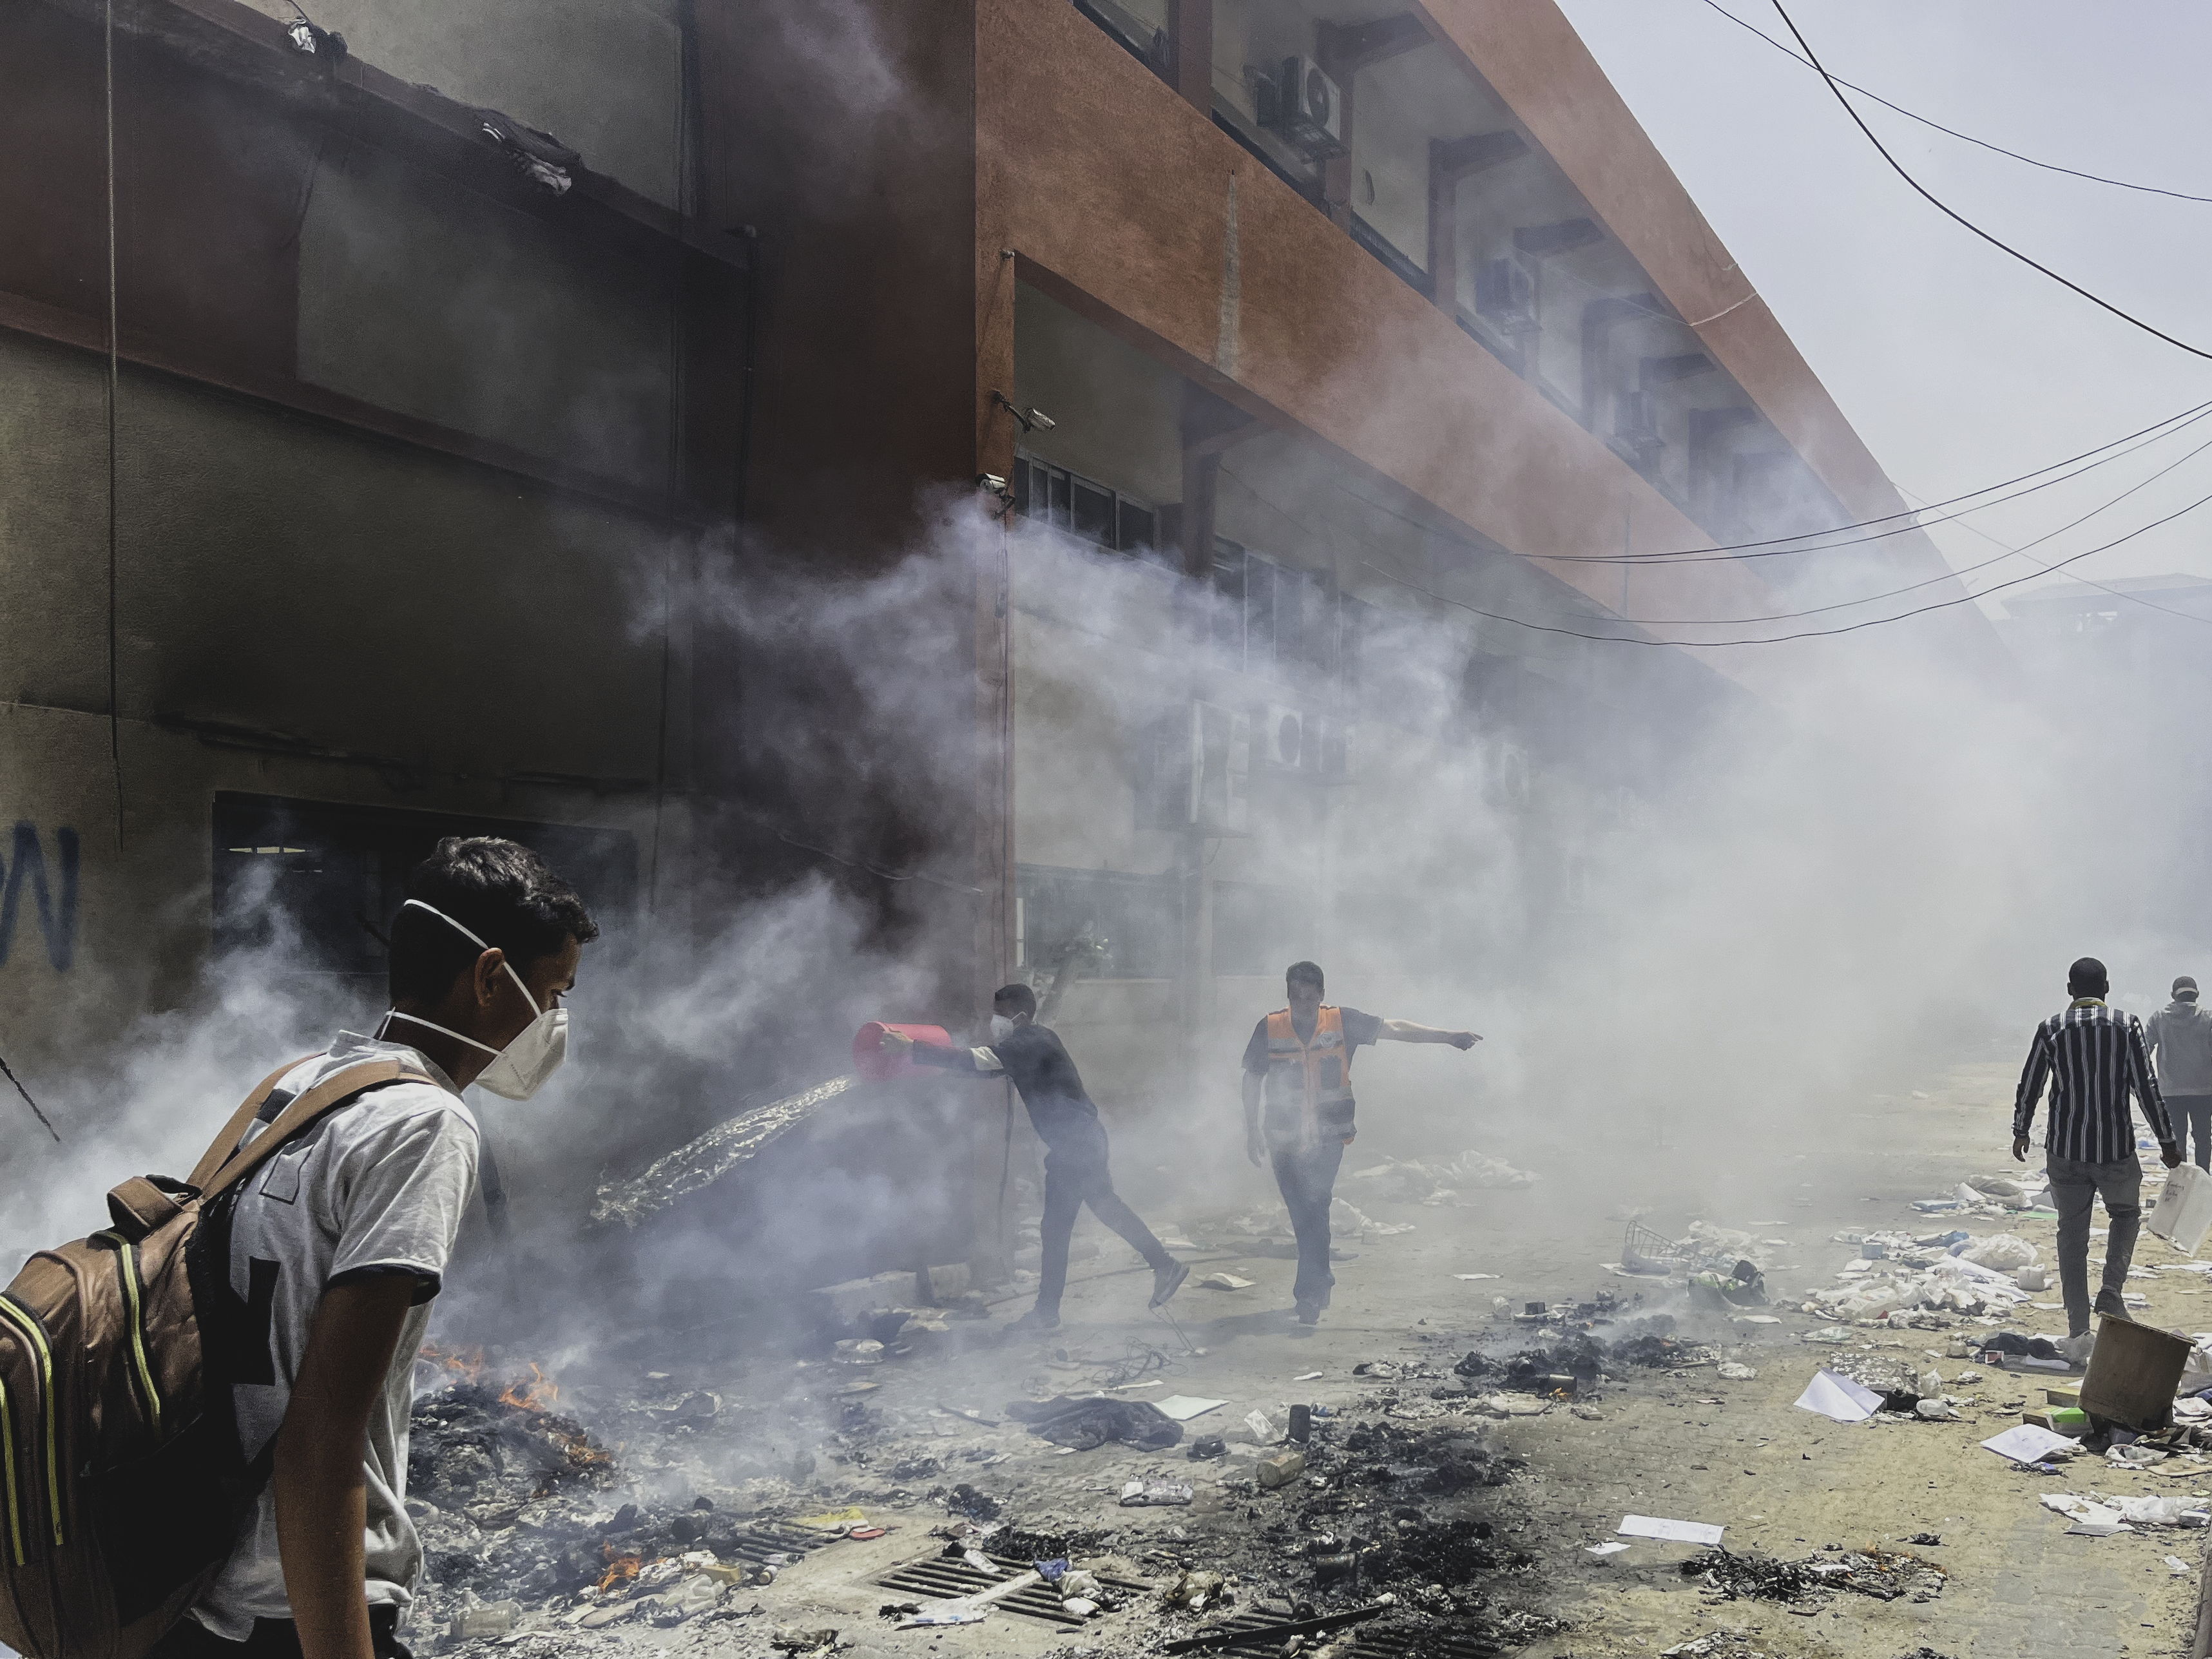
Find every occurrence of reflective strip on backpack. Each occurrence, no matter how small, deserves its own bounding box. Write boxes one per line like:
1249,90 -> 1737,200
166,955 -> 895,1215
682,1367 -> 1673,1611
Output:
0,1299 -> 61,1548
0,1374 -> 22,1566
93,1232 -> 164,1438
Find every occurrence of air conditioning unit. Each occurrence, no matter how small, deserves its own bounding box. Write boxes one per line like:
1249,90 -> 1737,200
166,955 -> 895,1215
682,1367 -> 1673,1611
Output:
1260,704 -> 1309,772
1153,702 -> 1249,832
1263,56 -> 1347,160
1474,258 -> 1538,337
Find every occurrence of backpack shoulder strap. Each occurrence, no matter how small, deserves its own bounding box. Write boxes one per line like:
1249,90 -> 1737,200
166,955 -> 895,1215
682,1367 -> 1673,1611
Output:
199,1058 -> 438,1203
188,1053 -> 319,1192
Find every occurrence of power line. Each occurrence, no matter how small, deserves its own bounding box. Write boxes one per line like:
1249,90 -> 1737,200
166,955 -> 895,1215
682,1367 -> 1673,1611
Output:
1698,0 -> 2212,206
1767,0 -> 2212,365
1519,398 -> 2212,566
1218,457 -> 2212,647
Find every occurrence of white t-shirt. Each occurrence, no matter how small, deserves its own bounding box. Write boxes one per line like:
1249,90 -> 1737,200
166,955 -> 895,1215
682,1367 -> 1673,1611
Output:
191,1032 -> 480,1640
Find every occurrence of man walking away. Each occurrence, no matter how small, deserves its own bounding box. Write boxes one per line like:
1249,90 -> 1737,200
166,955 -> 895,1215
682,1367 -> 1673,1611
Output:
1242,961 -> 1480,1325
2146,976 -> 2212,1171
885,983 -> 1186,1332
2013,955 -> 2181,1363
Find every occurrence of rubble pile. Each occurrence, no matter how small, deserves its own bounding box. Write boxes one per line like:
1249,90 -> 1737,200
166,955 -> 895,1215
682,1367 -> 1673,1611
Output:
1680,1546 -> 1946,1605
1803,1228 -> 2042,1328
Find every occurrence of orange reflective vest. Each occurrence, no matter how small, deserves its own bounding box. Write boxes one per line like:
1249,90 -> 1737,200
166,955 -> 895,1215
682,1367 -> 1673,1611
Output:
1264,1006 -> 1357,1144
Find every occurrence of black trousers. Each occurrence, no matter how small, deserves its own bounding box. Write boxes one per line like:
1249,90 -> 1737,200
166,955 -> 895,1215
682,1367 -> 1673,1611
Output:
1270,1136 -> 1347,1308
151,1606 -> 409,1659
1037,1118 -> 1171,1313
2174,1094 -> 2212,1171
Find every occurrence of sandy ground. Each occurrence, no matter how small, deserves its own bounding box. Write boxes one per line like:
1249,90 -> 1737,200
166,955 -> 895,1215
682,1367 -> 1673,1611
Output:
525,1056 -> 2207,1659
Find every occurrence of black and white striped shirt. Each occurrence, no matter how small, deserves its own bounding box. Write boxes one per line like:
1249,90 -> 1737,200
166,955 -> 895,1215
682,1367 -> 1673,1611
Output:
2014,999 -> 2176,1163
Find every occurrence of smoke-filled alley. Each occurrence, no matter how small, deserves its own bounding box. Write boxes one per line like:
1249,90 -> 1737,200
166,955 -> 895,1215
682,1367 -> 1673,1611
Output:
8,3 -> 2212,1659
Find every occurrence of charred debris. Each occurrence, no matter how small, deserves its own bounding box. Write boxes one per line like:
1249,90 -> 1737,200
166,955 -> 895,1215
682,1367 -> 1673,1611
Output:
400,1289 -> 1706,1651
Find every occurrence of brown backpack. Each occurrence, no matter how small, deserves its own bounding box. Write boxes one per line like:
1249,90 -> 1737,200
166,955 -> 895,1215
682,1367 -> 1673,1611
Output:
0,1054 -> 435,1659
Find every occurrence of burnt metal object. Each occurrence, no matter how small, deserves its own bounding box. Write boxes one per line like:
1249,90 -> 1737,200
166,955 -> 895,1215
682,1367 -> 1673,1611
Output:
874,1553 -> 1149,1628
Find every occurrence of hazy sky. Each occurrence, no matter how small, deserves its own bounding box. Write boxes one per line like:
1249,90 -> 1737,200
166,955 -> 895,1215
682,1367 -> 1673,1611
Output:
1555,0 -> 2212,617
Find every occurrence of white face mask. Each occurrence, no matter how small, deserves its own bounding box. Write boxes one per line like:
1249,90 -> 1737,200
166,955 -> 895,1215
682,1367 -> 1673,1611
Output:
381,900 -> 570,1100
989,1014 -> 1017,1041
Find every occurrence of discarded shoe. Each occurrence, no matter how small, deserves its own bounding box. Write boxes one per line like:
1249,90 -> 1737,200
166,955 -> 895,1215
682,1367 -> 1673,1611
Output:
1151,1260 -> 1191,1308
1006,1309 -> 1061,1334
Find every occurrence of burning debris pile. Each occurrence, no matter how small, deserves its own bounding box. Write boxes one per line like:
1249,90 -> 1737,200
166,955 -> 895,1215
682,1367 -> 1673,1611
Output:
1450,1315 -> 1714,1402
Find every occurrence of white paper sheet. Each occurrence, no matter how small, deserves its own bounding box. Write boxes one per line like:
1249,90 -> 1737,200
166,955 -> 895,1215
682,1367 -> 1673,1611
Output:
1453,1273 -> 1500,1281
1794,1369 -> 1884,1423
1584,1540 -> 1631,1557
1617,1514 -> 1726,1546
1982,1424 -> 2078,1464
1153,1395 -> 1227,1422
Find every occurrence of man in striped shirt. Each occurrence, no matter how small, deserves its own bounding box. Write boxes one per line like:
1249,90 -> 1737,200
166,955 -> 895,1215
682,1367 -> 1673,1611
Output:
2012,956 -> 2182,1353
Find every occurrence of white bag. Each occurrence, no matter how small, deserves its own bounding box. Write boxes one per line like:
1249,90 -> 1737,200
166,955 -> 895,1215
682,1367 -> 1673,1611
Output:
2149,1162 -> 2212,1256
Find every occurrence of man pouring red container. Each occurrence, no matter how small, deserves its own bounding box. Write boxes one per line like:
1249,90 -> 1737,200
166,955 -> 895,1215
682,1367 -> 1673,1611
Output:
875,983 -> 1187,1332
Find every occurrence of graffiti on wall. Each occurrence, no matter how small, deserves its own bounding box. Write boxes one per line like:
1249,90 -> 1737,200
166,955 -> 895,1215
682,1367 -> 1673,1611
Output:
0,824 -> 80,970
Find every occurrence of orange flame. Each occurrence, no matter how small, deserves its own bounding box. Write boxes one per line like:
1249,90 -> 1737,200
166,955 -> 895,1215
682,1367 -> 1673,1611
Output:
418,1342 -> 488,1383
499,1361 -> 560,1412
597,1549 -> 644,1593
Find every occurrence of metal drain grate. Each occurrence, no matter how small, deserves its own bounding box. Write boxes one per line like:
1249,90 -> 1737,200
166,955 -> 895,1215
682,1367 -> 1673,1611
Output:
876,1553 -> 1151,1627
719,1520 -> 842,1564
1163,1604 -> 1502,1658
1354,1626 -> 1504,1659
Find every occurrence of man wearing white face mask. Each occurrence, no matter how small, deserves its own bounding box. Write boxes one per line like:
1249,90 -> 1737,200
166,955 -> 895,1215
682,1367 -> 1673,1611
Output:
162,837 -> 595,1659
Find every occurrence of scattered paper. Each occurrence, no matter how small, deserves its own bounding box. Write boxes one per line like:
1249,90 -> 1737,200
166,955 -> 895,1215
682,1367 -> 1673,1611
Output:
2042,1493 -> 2128,1531
1734,1314 -> 1783,1325
1586,1540 -> 1631,1557
2168,1555 -> 2195,1576
899,1607 -> 988,1628
1618,1514 -> 1726,1546
1196,1272 -> 1255,1290
1982,1424 -> 2081,1466
1795,1369 -> 1883,1423
1245,1409 -> 1274,1440
1294,1371 -> 1324,1381
1153,1395 -> 1227,1422
1454,1273 -> 1500,1281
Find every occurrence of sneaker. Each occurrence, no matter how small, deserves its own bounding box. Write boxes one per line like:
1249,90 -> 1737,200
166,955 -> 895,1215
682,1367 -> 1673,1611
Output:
1006,1309 -> 1061,1334
1294,1299 -> 1322,1326
1150,1260 -> 1190,1309
2093,1289 -> 2133,1321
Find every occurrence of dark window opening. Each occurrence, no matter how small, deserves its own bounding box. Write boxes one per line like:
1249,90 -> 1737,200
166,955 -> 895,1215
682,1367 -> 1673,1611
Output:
211,793 -> 637,992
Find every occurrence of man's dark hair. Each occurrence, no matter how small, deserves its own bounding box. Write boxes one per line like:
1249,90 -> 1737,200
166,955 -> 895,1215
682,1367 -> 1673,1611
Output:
389,837 -> 599,1004
1285,961 -> 1325,991
994,982 -> 1038,1017
2068,956 -> 2109,996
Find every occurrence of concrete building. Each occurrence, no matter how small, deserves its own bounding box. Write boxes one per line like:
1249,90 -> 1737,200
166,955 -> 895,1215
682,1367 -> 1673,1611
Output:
0,0 -> 1988,1288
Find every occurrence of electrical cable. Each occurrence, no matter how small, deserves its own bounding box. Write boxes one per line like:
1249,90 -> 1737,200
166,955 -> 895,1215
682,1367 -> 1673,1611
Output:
1503,397 -> 2212,566
1901,482 -> 2212,629
1698,0 -> 2212,206
1216,456 -> 2212,646
1227,416 -> 2212,627
103,0 -> 124,852
1767,0 -> 2212,364
0,1049 -> 60,1142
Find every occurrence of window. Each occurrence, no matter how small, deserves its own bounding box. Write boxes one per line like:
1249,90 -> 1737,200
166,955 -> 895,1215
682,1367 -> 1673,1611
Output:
1015,864 -> 1180,981
1014,453 -> 1159,558
211,793 -> 637,990
1210,539 -> 1347,684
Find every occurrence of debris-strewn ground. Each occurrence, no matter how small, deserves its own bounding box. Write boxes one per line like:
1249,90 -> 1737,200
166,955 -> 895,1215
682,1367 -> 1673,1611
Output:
407,1073 -> 2204,1659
